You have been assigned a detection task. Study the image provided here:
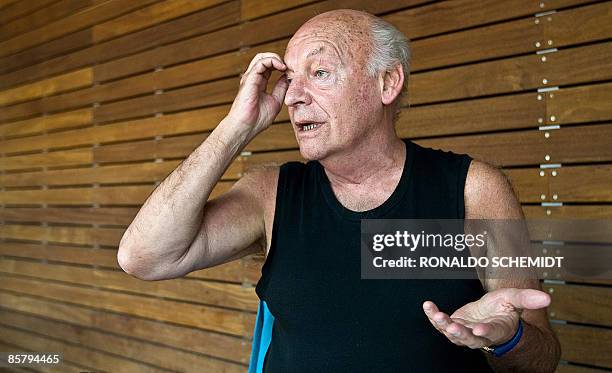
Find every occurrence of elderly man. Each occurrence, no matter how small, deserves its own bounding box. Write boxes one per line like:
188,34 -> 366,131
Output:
118,9 -> 561,372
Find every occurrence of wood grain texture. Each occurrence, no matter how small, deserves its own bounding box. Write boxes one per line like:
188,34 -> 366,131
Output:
0,274 -> 255,337
0,290 -> 252,363
545,284 -> 612,326
0,67 -> 92,106
554,324 -> 612,368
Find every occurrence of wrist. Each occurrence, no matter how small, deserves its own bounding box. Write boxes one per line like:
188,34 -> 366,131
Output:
214,116 -> 254,153
481,319 -> 523,357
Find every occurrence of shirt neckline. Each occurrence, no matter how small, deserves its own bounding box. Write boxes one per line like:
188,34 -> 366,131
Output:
316,138 -> 415,222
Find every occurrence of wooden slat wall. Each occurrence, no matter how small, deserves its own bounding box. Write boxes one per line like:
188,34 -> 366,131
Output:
0,0 -> 610,371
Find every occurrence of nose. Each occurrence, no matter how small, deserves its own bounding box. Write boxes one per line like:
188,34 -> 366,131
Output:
284,75 -> 311,107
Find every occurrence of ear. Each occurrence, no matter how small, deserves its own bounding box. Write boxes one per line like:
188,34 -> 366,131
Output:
379,62 -> 404,106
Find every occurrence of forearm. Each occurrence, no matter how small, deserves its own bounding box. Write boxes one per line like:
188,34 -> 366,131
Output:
117,117 -> 251,275
487,320 -> 561,373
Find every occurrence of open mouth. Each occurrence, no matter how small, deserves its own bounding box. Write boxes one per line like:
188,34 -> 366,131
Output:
297,121 -> 324,132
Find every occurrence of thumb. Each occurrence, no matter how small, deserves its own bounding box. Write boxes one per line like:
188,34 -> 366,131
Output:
271,73 -> 289,105
507,288 -> 551,310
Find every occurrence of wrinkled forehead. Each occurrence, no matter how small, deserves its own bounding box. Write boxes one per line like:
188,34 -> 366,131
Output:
284,18 -> 371,66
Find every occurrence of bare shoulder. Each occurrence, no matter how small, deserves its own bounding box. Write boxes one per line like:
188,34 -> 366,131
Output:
235,164 -> 280,256
464,159 -> 523,219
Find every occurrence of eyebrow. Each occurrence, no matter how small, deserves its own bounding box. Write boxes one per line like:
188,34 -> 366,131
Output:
286,46 -> 335,72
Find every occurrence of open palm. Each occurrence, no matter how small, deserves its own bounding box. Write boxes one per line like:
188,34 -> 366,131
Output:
423,288 -> 550,349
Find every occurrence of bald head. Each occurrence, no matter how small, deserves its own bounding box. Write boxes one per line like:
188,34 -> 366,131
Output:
289,9 -> 376,68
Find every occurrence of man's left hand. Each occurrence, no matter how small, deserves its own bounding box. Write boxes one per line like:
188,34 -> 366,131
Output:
422,288 -> 551,349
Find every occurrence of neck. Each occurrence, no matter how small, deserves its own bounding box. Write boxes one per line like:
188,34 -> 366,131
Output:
320,131 -> 406,188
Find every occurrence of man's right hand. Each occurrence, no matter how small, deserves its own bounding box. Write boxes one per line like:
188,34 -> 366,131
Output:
225,52 -> 289,139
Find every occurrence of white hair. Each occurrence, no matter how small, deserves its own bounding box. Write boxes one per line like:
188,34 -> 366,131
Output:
366,17 -> 411,124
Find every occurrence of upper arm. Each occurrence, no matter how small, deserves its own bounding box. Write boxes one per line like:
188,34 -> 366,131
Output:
171,166 -> 279,277
464,160 -> 552,332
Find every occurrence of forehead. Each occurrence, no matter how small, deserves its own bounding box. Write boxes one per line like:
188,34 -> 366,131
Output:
285,19 -> 371,68
284,38 -> 343,66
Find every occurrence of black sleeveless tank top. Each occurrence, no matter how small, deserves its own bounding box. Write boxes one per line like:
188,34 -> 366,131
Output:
254,138 -> 493,372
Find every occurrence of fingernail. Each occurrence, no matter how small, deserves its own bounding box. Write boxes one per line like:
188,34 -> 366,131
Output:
435,319 -> 444,324
452,332 -> 460,337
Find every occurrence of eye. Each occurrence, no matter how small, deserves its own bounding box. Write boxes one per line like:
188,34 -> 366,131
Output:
315,69 -> 329,78
286,76 -> 292,84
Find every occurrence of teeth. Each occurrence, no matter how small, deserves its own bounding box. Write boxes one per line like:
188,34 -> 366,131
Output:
303,123 -> 319,131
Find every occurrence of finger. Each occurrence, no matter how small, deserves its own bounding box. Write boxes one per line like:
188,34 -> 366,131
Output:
271,73 -> 289,104
242,57 -> 286,88
241,54 -> 285,85
446,322 -> 491,349
423,301 -> 446,332
506,288 -> 551,310
240,52 -> 284,85
423,302 -> 453,330
245,52 -> 284,75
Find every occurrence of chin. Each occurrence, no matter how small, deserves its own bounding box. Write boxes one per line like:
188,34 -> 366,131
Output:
297,140 -> 328,161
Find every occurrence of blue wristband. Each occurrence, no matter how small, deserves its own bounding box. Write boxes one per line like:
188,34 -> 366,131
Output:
482,320 -> 523,357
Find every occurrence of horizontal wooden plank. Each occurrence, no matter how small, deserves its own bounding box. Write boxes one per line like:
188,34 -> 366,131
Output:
503,168 -> 549,204
385,0 -> 597,41
0,182 -> 232,205
549,164 -> 612,202
0,159 -> 241,187
0,28 -> 92,75
410,42 -> 612,105
0,105 -> 227,155
0,108 -> 92,139
0,274 -> 255,336
0,224 -> 123,246
0,67 -> 92,106
0,0 -> 56,25
0,290 -> 251,364
411,15 -> 539,72
545,1 -> 612,48
92,0 -> 227,43
547,82 -> 612,125
399,92 -> 544,138
0,0 -> 98,43
92,17 -> 243,83
0,309 -> 247,372
0,147 -> 92,171
92,78 -> 235,124
241,0 -> 316,20
413,2 -> 612,72
0,0 -> 159,58
415,123 -> 612,167
510,164 -> 612,203
546,284 -> 612,326
554,323 -> 612,368
0,323 -> 169,373
92,132 -> 208,164
0,0 -> 239,91
0,242 -> 119,267
538,123 -> 612,164
0,207 -> 136,225
0,241 -> 262,283
522,205 -> 612,219
0,258 -> 258,311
